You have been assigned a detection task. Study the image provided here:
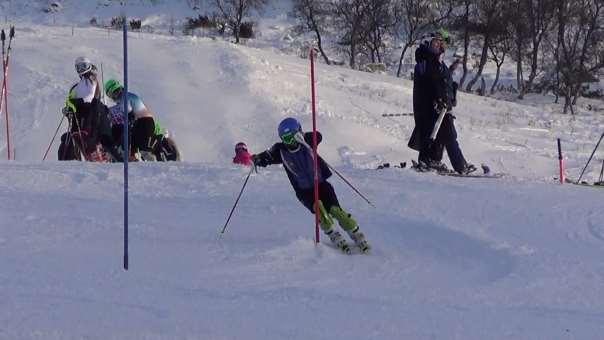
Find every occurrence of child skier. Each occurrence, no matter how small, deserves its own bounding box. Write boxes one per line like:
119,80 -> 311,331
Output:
233,142 -> 252,166
252,117 -> 370,253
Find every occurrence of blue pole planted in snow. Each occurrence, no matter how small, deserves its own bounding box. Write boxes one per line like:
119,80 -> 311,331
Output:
123,14 -> 129,270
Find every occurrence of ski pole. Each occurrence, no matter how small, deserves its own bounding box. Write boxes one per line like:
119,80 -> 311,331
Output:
43,115 -> 65,160
2,26 -> 14,160
72,114 -> 89,161
219,165 -> 254,235
557,138 -> 564,184
309,47 -> 320,243
382,113 -> 414,117
296,134 -> 375,208
598,159 -> 604,184
430,107 -> 448,141
62,117 -> 73,160
326,162 -> 375,208
0,28 -> 8,160
577,131 -> 604,184
100,63 -> 105,103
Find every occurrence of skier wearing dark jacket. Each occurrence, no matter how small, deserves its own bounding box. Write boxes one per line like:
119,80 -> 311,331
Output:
252,117 -> 369,253
59,57 -> 120,161
408,29 -> 475,174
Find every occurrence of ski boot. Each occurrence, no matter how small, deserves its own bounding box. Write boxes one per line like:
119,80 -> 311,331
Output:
459,163 -> 477,175
412,159 -> 448,173
347,226 -> 370,253
325,229 -> 351,254
317,201 -> 351,254
426,160 -> 449,173
140,150 -> 157,161
329,206 -> 370,253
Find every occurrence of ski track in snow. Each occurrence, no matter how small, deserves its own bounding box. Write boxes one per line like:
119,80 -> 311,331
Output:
0,15 -> 603,340
2,162 -> 604,339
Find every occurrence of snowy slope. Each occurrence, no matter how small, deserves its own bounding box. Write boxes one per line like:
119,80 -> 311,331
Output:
0,11 -> 603,340
5,24 -> 604,180
2,161 -> 604,340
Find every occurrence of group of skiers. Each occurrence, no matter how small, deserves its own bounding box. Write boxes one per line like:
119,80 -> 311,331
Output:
59,28 -> 473,254
228,28 -> 475,253
59,56 -> 179,162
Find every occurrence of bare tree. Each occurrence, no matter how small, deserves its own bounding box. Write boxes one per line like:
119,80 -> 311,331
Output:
393,0 -> 452,77
554,0 -> 604,114
332,0 -> 372,69
505,0 -> 529,98
523,0 -> 556,91
187,0 -> 203,9
214,0 -> 266,43
487,24 -> 512,94
360,0 -> 395,64
455,0 -> 474,89
464,0 -> 505,92
292,0 -> 332,64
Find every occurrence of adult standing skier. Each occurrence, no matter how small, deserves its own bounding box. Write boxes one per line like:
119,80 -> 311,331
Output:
252,117 -> 369,254
59,57 -> 119,161
408,29 -> 476,174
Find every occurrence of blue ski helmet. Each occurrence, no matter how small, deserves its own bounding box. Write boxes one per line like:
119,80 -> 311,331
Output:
278,117 -> 302,145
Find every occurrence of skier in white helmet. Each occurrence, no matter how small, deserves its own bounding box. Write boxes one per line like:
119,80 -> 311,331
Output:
59,57 -> 120,161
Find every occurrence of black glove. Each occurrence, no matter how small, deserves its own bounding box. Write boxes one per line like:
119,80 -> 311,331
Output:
252,154 -> 268,167
435,99 -> 446,111
435,98 -> 452,111
62,106 -> 74,117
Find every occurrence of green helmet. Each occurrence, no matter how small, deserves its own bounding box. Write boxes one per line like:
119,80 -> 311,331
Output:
104,79 -> 122,98
432,28 -> 450,44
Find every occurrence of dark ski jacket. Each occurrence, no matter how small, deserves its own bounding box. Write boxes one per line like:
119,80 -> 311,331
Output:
409,41 -> 458,151
66,76 -> 113,151
254,132 -> 332,191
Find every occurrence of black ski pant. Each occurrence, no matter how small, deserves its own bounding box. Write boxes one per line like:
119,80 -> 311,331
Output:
419,113 -> 467,173
132,117 -> 156,152
296,181 -> 340,214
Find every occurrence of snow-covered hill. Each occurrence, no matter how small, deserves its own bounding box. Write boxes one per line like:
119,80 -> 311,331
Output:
2,161 -> 604,340
0,6 -> 604,340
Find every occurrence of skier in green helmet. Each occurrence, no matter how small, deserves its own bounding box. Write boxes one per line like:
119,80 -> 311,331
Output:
104,79 -> 159,161
252,117 -> 370,254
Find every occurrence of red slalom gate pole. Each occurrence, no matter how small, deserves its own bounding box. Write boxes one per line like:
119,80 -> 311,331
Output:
309,48 -> 320,244
3,58 -> 11,160
1,27 -> 14,160
557,138 -> 564,184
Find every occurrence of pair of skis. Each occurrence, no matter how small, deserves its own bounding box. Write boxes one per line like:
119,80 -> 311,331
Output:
407,160 -> 505,178
337,241 -> 370,255
0,26 -> 15,160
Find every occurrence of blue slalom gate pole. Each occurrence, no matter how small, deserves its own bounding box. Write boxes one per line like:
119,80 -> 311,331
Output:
123,14 -> 129,270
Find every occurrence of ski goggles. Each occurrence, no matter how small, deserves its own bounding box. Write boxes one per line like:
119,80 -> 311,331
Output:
107,88 -> 122,100
280,131 -> 298,145
235,144 -> 247,152
75,62 -> 92,75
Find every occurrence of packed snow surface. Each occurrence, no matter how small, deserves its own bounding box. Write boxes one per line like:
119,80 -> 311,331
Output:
0,8 -> 603,340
